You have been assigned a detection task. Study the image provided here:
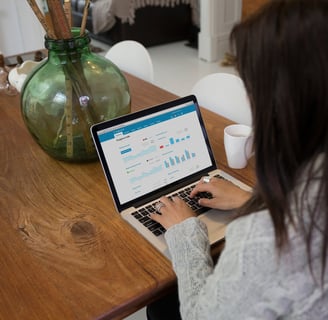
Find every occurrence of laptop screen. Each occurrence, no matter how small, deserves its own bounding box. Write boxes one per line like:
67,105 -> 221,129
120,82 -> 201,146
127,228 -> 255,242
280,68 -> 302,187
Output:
91,95 -> 217,211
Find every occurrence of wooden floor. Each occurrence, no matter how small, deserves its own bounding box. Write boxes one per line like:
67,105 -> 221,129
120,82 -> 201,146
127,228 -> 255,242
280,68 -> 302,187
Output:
242,0 -> 269,18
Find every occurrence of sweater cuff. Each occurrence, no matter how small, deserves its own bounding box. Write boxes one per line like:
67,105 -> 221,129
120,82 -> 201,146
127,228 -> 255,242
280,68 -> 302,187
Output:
165,217 -> 210,262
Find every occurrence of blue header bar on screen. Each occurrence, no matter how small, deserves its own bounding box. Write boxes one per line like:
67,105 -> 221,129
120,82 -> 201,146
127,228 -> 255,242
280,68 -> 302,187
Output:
98,103 -> 196,142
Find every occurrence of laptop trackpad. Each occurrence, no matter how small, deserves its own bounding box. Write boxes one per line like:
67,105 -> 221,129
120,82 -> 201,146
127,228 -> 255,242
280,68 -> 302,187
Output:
199,209 -> 235,244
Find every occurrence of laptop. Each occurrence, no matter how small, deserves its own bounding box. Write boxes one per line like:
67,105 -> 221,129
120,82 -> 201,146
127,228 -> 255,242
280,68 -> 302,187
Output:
90,95 -> 251,259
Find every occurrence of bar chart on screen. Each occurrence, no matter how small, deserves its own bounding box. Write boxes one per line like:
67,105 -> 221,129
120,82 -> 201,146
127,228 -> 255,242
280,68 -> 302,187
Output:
164,149 -> 196,168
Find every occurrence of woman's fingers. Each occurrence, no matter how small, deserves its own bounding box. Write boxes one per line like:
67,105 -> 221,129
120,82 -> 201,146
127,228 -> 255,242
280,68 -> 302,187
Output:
150,196 -> 196,229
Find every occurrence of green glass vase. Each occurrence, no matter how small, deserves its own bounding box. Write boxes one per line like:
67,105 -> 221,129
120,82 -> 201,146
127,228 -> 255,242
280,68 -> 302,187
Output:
21,28 -> 131,162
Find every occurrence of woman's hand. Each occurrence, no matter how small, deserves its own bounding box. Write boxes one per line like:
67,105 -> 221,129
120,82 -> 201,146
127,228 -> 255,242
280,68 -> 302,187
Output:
189,176 -> 251,210
150,196 -> 196,230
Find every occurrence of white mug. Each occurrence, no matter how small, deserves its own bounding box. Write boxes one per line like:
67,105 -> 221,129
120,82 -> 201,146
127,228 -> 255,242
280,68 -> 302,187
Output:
224,124 -> 253,169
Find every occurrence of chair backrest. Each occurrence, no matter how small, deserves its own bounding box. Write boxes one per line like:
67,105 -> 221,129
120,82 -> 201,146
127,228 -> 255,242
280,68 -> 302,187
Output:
104,40 -> 154,83
191,72 -> 252,126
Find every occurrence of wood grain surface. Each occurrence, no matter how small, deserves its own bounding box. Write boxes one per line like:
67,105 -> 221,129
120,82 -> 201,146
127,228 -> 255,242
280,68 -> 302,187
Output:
0,73 -> 255,320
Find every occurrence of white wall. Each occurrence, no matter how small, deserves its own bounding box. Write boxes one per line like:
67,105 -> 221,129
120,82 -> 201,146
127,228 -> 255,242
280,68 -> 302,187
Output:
0,0 -> 45,56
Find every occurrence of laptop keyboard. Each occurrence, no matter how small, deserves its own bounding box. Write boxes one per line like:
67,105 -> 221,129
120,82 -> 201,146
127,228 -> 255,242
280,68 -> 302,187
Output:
131,174 -> 224,237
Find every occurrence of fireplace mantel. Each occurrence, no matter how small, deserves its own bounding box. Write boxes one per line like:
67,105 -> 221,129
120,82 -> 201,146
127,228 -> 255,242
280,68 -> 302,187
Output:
198,0 -> 242,62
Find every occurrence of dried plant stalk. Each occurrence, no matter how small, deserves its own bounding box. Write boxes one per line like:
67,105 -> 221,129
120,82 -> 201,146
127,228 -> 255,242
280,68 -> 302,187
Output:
46,0 -> 72,39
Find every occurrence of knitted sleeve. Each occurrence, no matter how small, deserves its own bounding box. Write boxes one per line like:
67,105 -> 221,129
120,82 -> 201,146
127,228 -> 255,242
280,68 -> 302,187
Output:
164,213 -> 291,320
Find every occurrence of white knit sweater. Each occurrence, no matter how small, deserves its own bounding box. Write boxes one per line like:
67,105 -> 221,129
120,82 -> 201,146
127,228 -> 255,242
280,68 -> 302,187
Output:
165,208 -> 328,319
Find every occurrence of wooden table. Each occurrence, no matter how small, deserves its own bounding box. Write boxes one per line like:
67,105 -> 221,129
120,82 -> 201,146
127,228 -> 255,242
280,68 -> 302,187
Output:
0,73 -> 255,320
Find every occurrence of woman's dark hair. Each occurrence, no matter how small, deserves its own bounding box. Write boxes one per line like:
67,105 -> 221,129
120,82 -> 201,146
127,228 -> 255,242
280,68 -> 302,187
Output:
230,0 -> 328,284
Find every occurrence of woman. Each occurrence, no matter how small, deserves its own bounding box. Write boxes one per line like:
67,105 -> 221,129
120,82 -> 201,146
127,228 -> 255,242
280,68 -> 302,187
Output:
147,0 -> 328,319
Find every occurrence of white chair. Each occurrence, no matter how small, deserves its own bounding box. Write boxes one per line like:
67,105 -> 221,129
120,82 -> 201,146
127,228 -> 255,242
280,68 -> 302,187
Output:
105,40 -> 154,83
191,72 -> 252,126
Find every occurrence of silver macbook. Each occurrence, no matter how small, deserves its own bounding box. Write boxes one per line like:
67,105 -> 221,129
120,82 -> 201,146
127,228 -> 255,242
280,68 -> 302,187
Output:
91,95 -> 251,259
